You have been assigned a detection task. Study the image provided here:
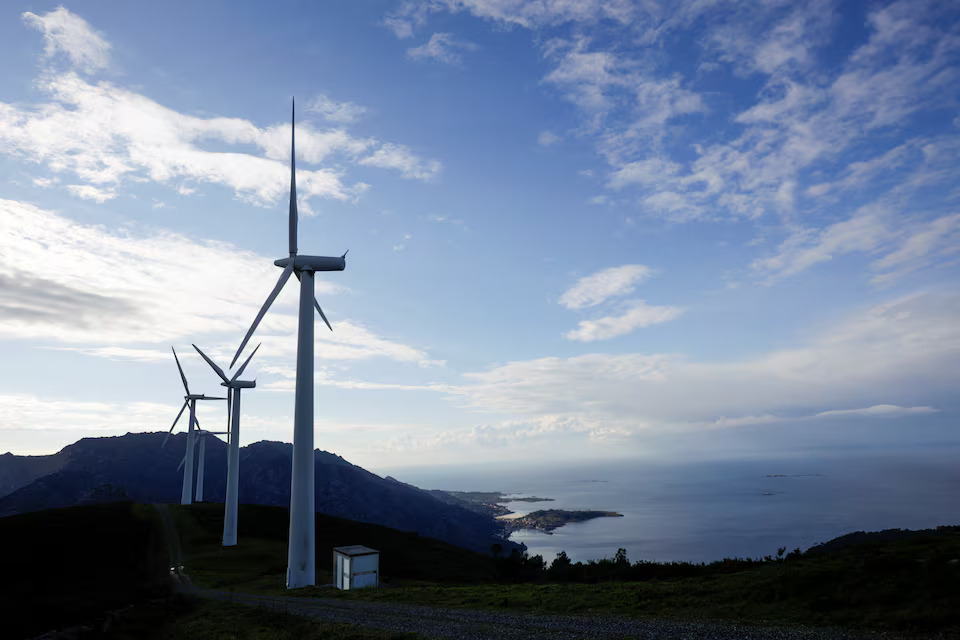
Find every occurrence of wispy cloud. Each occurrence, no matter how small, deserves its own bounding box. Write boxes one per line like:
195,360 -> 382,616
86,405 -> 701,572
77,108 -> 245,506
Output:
22,7 -> 111,73
565,301 -> 684,342
537,130 -> 561,147
359,144 -> 441,180
559,264 -> 654,309
752,209 -> 960,285
407,33 -> 477,65
307,94 -> 368,124
65,184 -> 115,202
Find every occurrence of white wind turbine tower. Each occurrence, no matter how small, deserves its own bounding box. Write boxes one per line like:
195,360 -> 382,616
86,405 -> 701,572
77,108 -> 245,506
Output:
231,99 -> 346,588
163,347 -> 226,505
193,343 -> 261,546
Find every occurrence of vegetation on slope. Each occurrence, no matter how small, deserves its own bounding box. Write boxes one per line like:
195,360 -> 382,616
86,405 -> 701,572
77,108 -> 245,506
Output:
2,502 -> 170,639
335,528 -> 960,633
173,502 -> 498,591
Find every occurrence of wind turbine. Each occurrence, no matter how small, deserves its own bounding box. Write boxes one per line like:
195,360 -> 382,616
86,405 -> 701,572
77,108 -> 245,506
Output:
174,422 -> 228,502
194,428 -> 229,503
193,343 -> 260,546
231,99 -> 346,588
164,347 -> 226,505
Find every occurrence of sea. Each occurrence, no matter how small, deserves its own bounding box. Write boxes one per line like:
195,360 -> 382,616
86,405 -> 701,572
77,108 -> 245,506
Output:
378,446 -> 960,565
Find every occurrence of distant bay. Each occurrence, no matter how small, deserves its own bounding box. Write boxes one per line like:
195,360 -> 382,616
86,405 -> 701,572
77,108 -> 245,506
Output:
379,445 -> 960,564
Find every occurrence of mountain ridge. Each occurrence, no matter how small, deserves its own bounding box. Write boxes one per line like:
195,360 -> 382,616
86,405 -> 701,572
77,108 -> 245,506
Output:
0,432 -> 515,554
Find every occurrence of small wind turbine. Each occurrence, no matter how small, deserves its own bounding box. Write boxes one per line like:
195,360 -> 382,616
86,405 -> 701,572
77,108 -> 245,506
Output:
193,343 -> 260,546
231,99 -> 346,588
164,347 -> 226,505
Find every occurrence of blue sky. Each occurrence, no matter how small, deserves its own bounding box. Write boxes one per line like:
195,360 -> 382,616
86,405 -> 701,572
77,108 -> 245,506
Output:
1,1 -> 958,471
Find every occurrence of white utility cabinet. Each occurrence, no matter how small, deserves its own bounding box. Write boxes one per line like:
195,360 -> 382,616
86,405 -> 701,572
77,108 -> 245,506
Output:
333,545 -> 380,590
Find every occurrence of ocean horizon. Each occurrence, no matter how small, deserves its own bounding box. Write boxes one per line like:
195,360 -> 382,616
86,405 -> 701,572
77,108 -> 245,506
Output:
377,444 -> 960,565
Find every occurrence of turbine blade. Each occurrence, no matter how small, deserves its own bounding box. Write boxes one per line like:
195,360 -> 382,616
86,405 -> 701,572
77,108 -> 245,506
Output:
162,400 -> 189,448
192,344 -> 229,383
314,299 -> 333,332
289,97 -> 298,257
231,263 -> 294,367
226,387 -> 232,437
231,342 -> 261,382
172,347 -> 190,395
177,454 -> 186,472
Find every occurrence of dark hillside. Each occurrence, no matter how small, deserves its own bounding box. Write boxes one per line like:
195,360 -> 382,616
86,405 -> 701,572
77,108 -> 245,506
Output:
0,450 -> 64,496
0,433 -> 515,554
1,502 -> 169,639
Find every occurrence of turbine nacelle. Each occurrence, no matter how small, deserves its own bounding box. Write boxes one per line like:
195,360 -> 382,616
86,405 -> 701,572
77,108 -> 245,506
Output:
184,393 -> 227,401
274,255 -> 346,272
222,380 -> 256,389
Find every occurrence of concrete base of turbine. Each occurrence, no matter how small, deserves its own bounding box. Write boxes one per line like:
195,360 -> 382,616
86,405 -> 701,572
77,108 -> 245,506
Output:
286,269 -> 316,588
222,390 -> 242,546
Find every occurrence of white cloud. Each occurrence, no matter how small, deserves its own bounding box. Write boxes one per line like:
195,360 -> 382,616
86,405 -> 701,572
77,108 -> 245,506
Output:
537,130 -> 561,146
66,184 -> 115,202
559,264 -> 655,309
428,0 -> 641,31
307,94 -> 368,124
32,177 -> 57,188
870,213 -> 960,284
0,393 -> 218,435
565,300 -> 684,342
359,143 -> 441,180
22,7 -> 110,73
752,209 -> 960,285
0,199 -> 440,372
705,0 -> 835,77
1,16 -> 442,207
454,291 -> 960,427
371,413 -> 630,454
812,404 -> 938,419
51,347 -> 171,362
407,32 -> 477,65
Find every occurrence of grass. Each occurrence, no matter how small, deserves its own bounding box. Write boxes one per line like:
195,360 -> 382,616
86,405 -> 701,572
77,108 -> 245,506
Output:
171,502 -> 497,592
105,595 -> 423,640
1,502 -> 170,639
319,530 -> 960,633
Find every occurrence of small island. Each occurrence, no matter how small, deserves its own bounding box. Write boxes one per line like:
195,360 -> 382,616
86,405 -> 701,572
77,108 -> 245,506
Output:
433,490 -> 619,533
503,509 -> 624,534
